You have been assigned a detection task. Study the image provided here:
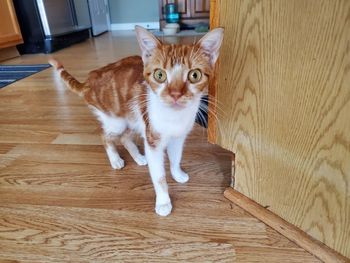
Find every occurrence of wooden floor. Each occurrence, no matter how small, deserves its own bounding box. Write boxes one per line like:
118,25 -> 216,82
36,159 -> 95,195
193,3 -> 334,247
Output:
0,32 -> 320,262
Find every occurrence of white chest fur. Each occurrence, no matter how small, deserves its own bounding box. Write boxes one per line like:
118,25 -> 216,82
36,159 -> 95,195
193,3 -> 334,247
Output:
147,90 -> 200,139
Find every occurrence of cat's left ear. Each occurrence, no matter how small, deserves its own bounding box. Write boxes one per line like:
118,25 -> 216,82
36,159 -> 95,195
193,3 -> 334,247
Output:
197,28 -> 224,67
135,26 -> 161,63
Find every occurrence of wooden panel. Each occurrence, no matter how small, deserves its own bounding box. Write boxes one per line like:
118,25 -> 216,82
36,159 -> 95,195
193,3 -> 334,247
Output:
190,0 -> 210,18
0,0 -> 23,49
177,0 -> 190,16
210,0 -> 350,259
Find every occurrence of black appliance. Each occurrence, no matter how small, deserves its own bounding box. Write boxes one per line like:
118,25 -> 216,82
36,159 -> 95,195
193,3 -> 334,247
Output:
13,0 -> 91,54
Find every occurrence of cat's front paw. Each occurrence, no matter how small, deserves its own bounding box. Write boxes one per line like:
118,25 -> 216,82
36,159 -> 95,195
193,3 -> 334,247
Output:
171,169 -> 189,183
134,154 -> 147,166
155,202 -> 172,216
110,157 -> 125,170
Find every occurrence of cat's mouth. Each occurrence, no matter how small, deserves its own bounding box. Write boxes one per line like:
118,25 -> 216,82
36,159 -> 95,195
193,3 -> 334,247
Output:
160,95 -> 188,110
168,101 -> 187,110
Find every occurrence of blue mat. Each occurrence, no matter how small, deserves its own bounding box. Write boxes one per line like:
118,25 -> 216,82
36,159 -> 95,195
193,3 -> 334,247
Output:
0,64 -> 51,89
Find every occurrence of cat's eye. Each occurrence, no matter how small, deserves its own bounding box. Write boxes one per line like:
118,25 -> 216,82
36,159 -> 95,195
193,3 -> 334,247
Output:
188,69 -> 202,83
153,69 -> 167,83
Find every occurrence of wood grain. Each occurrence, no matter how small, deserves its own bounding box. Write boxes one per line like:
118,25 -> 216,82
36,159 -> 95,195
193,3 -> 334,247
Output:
208,0 -> 220,143
224,188 -> 349,263
0,31 -> 320,262
211,0 -> 350,259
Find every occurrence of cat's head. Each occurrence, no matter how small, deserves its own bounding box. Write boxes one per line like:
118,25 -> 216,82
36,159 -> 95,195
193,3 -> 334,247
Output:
135,26 -> 223,110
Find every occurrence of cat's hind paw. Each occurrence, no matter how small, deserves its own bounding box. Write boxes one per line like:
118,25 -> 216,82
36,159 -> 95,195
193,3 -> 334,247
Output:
155,202 -> 172,216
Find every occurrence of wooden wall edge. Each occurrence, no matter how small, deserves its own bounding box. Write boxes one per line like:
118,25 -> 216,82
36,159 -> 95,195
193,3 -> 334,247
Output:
224,188 -> 349,263
208,0 -> 220,144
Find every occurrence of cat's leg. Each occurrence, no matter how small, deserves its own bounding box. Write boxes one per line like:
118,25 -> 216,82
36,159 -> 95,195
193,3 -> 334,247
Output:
101,133 -> 125,169
120,130 -> 147,166
167,135 -> 189,183
145,142 -> 172,216
92,108 -> 127,169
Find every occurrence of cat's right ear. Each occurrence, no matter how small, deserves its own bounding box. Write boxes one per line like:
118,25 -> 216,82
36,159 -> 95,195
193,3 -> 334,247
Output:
135,26 -> 161,63
197,28 -> 224,67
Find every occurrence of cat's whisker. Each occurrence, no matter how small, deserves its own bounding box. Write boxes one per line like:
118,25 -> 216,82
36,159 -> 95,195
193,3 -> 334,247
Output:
200,98 -> 226,118
200,104 -> 222,120
199,103 -> 226,121
199,105 -> 225,140
204,105 -> 226,120
204,100 -> 227,117
201,95 -> 225,108
205,96 -> 226,111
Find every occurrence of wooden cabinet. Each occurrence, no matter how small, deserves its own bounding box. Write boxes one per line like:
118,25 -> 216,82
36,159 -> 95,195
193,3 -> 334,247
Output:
190,0 -> 210,18
0,0 -> 23,49
210,0 -> 350,259
159,0 -> 209,29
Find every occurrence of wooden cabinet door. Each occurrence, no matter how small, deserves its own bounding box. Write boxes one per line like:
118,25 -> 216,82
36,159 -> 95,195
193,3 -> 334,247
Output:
0,0 -> 23,49
210,0 -> 350,259
190,0 -> 209,18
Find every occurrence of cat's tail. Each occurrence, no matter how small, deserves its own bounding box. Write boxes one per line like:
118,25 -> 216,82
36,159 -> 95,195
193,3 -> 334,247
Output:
48,58 -> 88,96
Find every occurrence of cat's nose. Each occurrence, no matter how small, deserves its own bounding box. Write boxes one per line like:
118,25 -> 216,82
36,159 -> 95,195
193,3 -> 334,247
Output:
170,91 -> 182,101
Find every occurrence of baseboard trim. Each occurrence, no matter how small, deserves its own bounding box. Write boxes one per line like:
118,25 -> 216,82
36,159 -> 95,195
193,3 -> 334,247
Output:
224,188 -> 348,263
110,22 -> 160,31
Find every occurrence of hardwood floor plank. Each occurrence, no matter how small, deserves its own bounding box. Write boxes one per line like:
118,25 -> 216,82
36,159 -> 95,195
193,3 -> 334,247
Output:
235,246 -> 320,263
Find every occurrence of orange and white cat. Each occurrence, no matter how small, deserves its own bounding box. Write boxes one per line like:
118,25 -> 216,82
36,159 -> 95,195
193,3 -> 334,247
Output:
49,26 -> 223,216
